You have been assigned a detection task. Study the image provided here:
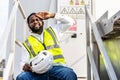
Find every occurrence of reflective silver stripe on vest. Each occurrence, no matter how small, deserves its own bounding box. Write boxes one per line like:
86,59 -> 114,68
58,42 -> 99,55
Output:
25,39 -> 36,57
53,55 -> 64,60
46,44 -> 59,50
46,28 -> 58,45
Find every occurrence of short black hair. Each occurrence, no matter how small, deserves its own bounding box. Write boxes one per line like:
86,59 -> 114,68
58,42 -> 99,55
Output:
27,13 -> 36,24
27,13 -> 43,24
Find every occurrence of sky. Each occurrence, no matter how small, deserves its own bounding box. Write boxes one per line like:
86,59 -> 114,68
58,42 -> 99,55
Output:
95,0 -> 120,20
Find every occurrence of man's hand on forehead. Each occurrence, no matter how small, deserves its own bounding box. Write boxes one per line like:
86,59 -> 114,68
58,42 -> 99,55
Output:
35,12 -> 55,20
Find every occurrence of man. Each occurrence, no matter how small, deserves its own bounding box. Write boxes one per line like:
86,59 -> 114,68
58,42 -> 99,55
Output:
16,12 -> 77,80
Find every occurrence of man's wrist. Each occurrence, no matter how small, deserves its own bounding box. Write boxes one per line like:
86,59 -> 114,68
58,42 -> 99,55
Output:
54,13 -> 61,20
51,13 -> 55,18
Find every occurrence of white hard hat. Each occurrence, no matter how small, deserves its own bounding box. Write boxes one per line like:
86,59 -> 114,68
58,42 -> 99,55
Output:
30,50 -> 53,74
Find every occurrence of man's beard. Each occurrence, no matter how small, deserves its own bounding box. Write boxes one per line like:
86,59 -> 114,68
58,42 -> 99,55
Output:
30,26 -> 43,34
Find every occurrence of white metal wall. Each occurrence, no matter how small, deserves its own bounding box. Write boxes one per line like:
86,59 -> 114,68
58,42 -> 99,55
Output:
60,19 -> 87,77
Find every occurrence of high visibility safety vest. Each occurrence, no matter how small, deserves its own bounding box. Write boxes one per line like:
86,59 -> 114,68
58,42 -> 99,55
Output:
23,27 -> 66,64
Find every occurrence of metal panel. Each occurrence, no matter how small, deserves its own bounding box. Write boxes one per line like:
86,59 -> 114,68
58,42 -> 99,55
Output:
96,10 -> 120,38
95,11 -> 108,36
100,39 -> 120,79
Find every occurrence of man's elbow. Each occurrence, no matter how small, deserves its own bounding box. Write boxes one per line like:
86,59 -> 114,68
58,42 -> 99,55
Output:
68,19 -> 75,26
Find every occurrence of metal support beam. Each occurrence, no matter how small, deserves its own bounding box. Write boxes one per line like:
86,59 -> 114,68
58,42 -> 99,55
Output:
96,10 -> 120,38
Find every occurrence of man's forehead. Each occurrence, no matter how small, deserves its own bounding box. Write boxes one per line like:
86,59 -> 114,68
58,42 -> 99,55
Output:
28,14 -> 43,23
29,14 -> 38,19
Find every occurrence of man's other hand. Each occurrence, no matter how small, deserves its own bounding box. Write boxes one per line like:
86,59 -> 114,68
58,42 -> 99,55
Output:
23,63 -> 32,72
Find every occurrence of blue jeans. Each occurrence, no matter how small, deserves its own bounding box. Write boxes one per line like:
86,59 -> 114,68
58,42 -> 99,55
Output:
16,66 -> 77,80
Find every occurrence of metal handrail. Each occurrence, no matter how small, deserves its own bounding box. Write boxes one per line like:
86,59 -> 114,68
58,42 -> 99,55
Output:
87,46 -> 100,80
85,5 -> 117,80
3,1 -> 18,80
2,0 -> 26,80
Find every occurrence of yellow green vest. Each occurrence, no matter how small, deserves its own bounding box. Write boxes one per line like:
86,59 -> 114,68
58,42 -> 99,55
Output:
23,27 -> 66,64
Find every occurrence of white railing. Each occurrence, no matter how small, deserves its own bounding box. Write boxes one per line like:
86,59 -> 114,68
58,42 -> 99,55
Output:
2,0 -> 26,80
85,5 -> 118,80
87,46 -> 100,80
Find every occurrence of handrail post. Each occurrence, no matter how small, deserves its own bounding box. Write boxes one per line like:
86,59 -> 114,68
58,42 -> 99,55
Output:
87,46 -> 100,80
18,0 -> 26,19
3,5 -> 17,80
85,5 -> 91,80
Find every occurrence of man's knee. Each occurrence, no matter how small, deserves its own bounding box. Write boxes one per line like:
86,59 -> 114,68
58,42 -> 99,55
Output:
66,68 -> 77,76
16,74 -> 23,80
16,72 -> 30,80
63,67 -> 77,79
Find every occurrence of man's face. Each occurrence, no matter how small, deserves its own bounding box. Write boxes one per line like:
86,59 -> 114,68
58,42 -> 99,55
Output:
28,14 -> 44,34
